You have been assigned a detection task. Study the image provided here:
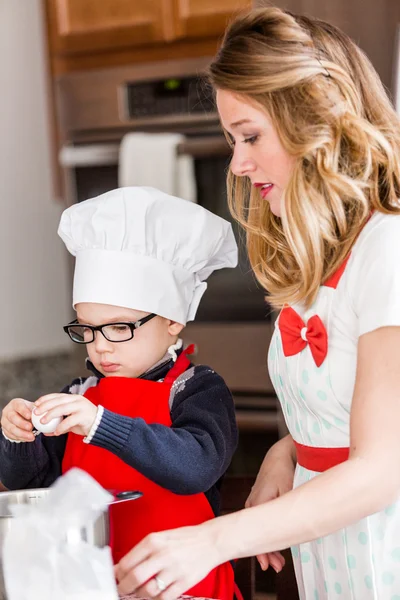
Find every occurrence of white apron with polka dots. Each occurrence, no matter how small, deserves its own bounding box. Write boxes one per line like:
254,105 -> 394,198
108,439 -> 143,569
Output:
268,212 -> 400,600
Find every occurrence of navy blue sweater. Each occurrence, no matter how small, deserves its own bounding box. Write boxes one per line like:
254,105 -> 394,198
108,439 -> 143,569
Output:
0,354 -> 238,515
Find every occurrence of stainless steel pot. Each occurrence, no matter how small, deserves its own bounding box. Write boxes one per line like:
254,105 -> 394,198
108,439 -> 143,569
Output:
0,487 -> 142,600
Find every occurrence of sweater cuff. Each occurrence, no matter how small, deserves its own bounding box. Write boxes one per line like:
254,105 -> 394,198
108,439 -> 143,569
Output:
90,408 -> 132,453
0,431 -> 43,457
83,405 -> 104,444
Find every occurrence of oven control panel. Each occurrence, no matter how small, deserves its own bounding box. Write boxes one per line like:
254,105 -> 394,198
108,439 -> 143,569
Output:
124,76 -> 215,119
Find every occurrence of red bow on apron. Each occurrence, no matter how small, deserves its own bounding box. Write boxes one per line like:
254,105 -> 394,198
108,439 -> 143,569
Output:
62,347 -> 234,600
278,308 -> 328,367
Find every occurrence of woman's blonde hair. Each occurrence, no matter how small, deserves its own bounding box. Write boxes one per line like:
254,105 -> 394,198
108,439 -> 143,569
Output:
208,7 -> 400,308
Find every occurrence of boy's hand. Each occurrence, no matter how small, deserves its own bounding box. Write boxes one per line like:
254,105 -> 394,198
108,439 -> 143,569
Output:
34,393 -> 97,438
1,398 -> 35,442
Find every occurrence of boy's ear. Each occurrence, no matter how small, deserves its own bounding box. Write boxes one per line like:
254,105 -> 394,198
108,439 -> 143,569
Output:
168,320 -> 185,336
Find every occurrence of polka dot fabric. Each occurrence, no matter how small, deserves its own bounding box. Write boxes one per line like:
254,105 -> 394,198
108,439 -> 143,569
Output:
268,212 -> 400,599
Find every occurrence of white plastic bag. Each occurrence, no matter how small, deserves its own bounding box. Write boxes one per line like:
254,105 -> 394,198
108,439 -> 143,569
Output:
3,468 -> 118,600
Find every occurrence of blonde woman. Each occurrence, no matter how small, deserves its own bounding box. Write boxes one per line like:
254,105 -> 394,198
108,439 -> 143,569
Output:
115,7 -> 400,599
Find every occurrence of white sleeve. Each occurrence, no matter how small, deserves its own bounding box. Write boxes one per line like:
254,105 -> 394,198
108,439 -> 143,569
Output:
347,214 -> 400,337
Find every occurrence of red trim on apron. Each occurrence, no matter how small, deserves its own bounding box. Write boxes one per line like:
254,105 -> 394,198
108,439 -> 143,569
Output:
323,254 -> 351,289
323,213 -> 373,289
62,347 -> 234,600
294,441 -> 349,472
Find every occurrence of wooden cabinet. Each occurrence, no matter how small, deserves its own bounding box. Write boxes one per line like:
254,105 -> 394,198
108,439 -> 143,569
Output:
44,0 -> 251,73
46,0 -> 175,55
173,0 -> 252,40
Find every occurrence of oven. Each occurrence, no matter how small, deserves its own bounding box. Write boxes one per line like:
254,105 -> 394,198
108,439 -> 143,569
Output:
55,56 -> 280,470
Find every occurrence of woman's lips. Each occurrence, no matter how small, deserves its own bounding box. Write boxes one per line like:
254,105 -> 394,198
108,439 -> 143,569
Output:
100,363 -> 120,373
254,183 -> 274,199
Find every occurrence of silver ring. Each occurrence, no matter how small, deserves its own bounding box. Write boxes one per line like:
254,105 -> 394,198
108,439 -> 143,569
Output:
154,575 -> 167,592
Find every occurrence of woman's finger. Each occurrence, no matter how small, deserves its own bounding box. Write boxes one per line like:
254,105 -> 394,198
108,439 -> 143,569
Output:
256,553 -> 270,571
268,551 -> 285,572
159,580 -> 187,600
128,572 -> 173,600
117,536 -> 158,576
116,561 -> 159,596
256,551 -> 285,572
116,539 -> 161,592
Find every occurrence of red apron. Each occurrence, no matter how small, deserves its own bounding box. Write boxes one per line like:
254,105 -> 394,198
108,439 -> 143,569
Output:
62,349 -> 234,600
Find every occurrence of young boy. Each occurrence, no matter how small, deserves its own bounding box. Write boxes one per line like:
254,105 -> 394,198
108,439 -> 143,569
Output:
0,187 -> 239,600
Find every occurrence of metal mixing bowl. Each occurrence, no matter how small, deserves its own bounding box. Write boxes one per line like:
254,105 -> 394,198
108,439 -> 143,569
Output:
0,488 -> 110,600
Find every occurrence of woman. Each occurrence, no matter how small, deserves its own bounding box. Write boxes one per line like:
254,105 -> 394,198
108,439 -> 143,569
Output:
115,7 -> 400,599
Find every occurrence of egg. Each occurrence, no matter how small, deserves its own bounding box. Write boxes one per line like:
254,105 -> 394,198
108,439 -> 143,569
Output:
31,409 -> 62,434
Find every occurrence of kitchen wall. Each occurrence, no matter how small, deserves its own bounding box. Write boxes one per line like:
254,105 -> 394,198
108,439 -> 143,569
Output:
0,1 -> 76,402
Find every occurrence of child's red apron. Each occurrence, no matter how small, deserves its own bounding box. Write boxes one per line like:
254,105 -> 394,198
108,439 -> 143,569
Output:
62,349 -> 234,600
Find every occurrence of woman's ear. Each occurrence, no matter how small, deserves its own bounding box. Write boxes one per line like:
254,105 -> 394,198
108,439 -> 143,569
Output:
168,321 -> 185,336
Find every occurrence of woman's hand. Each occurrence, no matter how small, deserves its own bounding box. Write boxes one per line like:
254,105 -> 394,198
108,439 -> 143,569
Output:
34,393 -> 97,437
245,435 -> 296,572
115,523 -> 223,600
1,398 -> 35,442
246,435 -> 296,506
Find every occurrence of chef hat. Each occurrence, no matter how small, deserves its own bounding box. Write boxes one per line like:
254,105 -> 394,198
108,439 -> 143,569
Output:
58,187 -> 238,325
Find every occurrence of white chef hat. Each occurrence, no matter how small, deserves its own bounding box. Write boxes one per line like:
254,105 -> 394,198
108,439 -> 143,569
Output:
58,187 -> 238,325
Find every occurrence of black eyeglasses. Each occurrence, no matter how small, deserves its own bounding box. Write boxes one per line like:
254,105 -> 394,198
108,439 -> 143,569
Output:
63,313 -> 157,344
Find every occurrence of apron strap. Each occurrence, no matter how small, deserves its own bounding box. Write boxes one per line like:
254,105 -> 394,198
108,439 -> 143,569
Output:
164,344 -> 196,384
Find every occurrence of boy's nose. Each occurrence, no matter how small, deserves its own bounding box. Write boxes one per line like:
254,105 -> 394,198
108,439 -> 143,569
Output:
93,331 -> 114,353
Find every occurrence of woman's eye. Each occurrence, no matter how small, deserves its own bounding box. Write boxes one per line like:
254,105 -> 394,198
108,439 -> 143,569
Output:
243,135 -> 259,145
